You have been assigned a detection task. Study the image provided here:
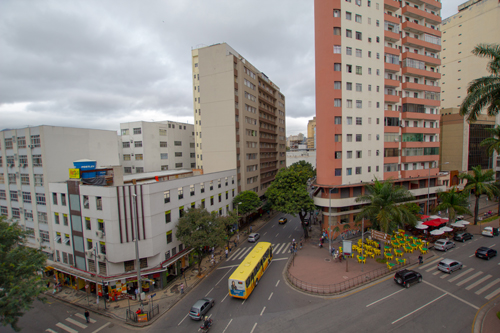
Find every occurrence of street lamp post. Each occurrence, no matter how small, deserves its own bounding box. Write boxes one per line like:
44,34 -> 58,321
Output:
131,193 -> 142,304
427,162 -> 449,216
329,188 -> 332,254
94,246 -> 99,307
236,202 -> 242,231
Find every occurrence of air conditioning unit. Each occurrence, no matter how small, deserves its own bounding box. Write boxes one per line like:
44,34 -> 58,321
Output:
96,230 -> 103,238
85,250 -> 94,257
98,254 -> 106,261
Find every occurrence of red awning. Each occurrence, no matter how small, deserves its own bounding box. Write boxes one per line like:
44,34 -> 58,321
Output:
419,215 -> 430,219
423,218 -> 448,227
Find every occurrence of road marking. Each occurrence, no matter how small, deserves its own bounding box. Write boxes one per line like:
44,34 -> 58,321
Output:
489,244 -> 496,248
250,323 -> 258,333
275,243 -> 286,254
448,268 -> 474,282
242,299 -> 246,305
221,293 -> 229,303
276,280 -> 280,287
205,288 -> 214,297
236,247 -> 252,260
469,254 -> 476,257
423,281 -> 479,310
273,243 -> 283,254
419,257 -> 442,270
46,329 -> 58,333
260,306 -> 266,316
289,234 -> 291,238
273,257 -> 288,261
272,225 -> 275,228
425,265 -> 438,272
222,319 -> 233,333
55,323 -> 78,333
466,275 -> 492,290
75,313 -> 96,323
263,232 -> 267,236
65,317 -> 87,328
391,294 -> 447,324
227,248 -> 243,260
268,292 -> 273,300
432,271 -> 441,276
456,272 -> 483,286
440,265 -> 467,279
217,264 -> 240,270
485,287 -> 500,300
178,314 -> 189,325
91,322 -> 111,333
276,233 -> 279,237
366,289 -> 405,307
216,268 -> 233,286
475,278 -> 500,295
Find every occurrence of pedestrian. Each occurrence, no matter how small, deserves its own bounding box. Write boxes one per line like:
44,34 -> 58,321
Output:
225,248 -> 228,259
290,244 -> 294,253
46,281 -> 50,289
418,255 -> 423,264
334,251 -> 338,261
250,226 -> 253,233
237,234 -> 240,242
180,283 -> 184,294
299,241 -> 303,250
234,240 -> 237,247
84,310 -> 90,323
339,252 -> 343,263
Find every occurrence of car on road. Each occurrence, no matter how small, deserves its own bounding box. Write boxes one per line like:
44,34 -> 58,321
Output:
278,217 -> 287,224
189,297 -> 215,320
248,233 -> 260,243
394,269 -> 422,288
482,227 -> 495,237
437,259 -> 463,274
434,239 -> 456,251
453,232 -> 473,242
475,246 -> 498,260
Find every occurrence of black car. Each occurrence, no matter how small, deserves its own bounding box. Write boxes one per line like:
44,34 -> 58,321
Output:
454,232 -> 473,242
475,247 -> 498,260
394,269 -> 422,288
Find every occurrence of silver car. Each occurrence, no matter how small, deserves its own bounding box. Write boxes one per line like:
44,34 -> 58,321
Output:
434,239 -> 456,251
189,297 -> 215,320
248,233 -> 260,243
437,259 -> 463,274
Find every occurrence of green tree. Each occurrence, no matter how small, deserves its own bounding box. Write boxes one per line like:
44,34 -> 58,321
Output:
175,208 -> 228,273
288,160 -> 316,184
232,191 -> 261,228
265,168 -> 316,238
218,211 -> 238,248
0,217 -> 48,332
433,187 -> 471,224
480,125 -> 500,157
355,179 -> 417,234
459,44 -> 500,122
459,165 -> 499,225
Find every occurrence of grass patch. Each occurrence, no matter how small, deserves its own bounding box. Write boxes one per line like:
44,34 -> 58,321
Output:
376,258 -> 387,264
496,311 -> 500,320
478,215 -> 498,224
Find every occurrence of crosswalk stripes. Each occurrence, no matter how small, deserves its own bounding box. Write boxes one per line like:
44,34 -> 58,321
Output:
448,268 -> 474,282
46,329 -> 57,333
456,272 -> 483,286
227,248 -> 243,260
485,287 -> 500,300
419,257 -> 442,270
432,271 -> 441,276
274,243 -> 286,254
74,313 -> 96,323
227,243 -> 292,261
440,265 -> 467,279
466,275 -> 492,290
55,322 -> 78,333
475,278 -> 500,295
236,247 -> 252,260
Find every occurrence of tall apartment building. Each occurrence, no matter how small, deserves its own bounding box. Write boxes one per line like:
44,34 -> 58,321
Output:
314,0 -> 444,235
120,121 -> 195,174
439,0 -> 500,174
307,117 -> 317,149
192,43 -> 287,197
0,126 -> 120,258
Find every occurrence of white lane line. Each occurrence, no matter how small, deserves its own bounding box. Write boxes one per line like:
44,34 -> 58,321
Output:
423,281 -> 479,310
75,313 -> 96,323
276,280 -> 280,287
275,243 -> 286,254
432,271 -> 441,276
227,248 -> 243,260
242,299 -> 246,305
419,257 -> 442,270
391,294 -> 447,324
222,319 -> 233,333
65,317 -> 87,329
288,234 -> 291,238
456,272 -> 483,286
295,227 -> 298,230
426,265 -> 438,273
260,306 -> 266,316
366,289 -> 405,307
221,293 -> 229,303
217,264 -> 240,270
268,292 -> 273,300
272,243 -> 282,254
205,288 -> 214,297
91,322 -> 111,333
469,254 -> 475,257
276,233 -> 279,238
272,225 -> 275,228
263,232 -> 267,236
466,275 -> 492,290
46,329 -> 58,333
475,278 -> 500,295
489,244 -> 496,248
55,323 -> 78,333
250,323 -> 258,333
236,247 -> 252,260
216,268 -> 233,286
485,287 -> 500,300
448,268 -> 474,282
273,257 -> 288,261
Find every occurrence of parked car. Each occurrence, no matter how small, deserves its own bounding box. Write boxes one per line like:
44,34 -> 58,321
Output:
248,233 -> 260,243
453,232 -> 473,242
189,298 -> 215,320
278,217 -> 287,224
475,247 -> 498,260
437,259 -> 463,274
394,269 -> 422,288
434,239 -> 456,251
482,227 -> 496,237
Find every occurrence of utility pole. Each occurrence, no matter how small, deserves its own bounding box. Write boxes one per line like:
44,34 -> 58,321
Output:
94,246 -> 99,307
329,188 -> 332,254
361,218 -> 364,272
132,193 -> 142,304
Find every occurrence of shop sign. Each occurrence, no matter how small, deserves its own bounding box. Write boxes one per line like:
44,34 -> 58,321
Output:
137,314 -> 148,322
69,168 -> 80,179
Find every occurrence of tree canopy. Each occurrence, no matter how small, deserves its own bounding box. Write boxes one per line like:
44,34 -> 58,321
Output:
0,217 -> 48,332
434,187 -> 471,224
480,125 -> 500,157
232,191 -> 261,216
288,160 -> 316,185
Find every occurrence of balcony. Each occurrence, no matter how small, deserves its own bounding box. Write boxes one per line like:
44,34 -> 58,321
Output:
402,66 -> 441,80
260,175 -> 276,184
385,30 -> 400,41
385,94 -> 400,103
421,0 -> 442,9
385,110 -> 400,118
385,46 -> 400,56
401,6 -> 441,24
385,78 -> 400,87
259,137 -> 276,143
402,82 -> 441,93
384,141 -> 399,149
384,13 -> 400,25
384,125 -> 400,133
260,148 -> 277,153
384,171 -> 400,180
402,127 -> 440,134
402,21 -> 441,37
384,156 -> 400,164
260,157 -> 275,163
259,117 -> 276,125
402,36 -> 441,52
401,154 -> 439,163
402,112 -> 440,121
385,62 -> 400,72
260,166 -> 278,173
259,106 -> 276,117
384,0 -> 400,11
401,141 -> 440,148
402,96 -> 440,107
401,169 -> 439,179
402,52 -> 441,66
259,127 -> 276,134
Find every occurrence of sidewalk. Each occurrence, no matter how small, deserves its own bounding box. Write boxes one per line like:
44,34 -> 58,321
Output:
45,213 -> 277,327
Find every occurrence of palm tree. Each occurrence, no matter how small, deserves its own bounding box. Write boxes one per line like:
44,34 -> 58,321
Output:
355,178 -> 417,234
480,126 -> 500,215
459,44 -> 500,122
459,166 -> 499,225
433,187 -> 471,224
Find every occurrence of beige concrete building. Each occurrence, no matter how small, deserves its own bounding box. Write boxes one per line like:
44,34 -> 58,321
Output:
441,0 -> 500,109
307,117 -> 316,149
191,43 -> 286,197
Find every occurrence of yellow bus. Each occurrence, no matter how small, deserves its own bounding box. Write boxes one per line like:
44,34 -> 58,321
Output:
228,242 -> 273,299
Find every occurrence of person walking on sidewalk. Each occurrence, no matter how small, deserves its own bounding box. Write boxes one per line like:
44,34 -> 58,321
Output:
84,310 -> 90,323
225,248 -> 228,259
180,283 -> 184,294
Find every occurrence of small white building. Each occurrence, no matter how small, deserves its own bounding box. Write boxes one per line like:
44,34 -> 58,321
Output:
48,167 -> 237,296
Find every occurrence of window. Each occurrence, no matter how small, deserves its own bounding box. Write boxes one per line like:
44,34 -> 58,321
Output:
334,99 -> 342,107
124,167 -> 132,173
133,128 -> 141,134
335,134 -> 342,142
376,36 -> 380,43
368,84 -> 372,91
96,196 -> 102,210
178,187 -> 183,199
355,14 -> 362,23
356,49 -> 362,57
135,154 -> 143,160
335,151 -> 342,159
63,214 -> 68,226
123,154 -> 131,161
23,192 -> 31,203
368,68 -> 372,75
333,9 -> 340,17
334,81 -> 341,89
38,212 -> 47,224
356,66 -> 362,75
134,141 -> 142,147
355,167 -> 362,174
32,155 -> 42,167
31,135 -> 41,147
161,153 -> 168,159
334,63 -> 341,71
356,83 -> 362,92
165,210 -> 171,223
36,193 -> 46,205
346,47 -> 352,55
346,100 -> 353,108
10,191 -> 18,202
355,32 -> 362,40
356,151 -> 362,158
346,29 -> 352,38
8,173 -> 16,184
54,213 -> 60,224
175,163 -> 183,168
347,151 -> 353,159
347,134 -> 353,142
347,168 -> 352,176
347,117 -> 353,125
346,82 -> 352,90
356,117 -> 362,125
334,45 -> 341,54
175,152 -> 182,157
346,12 -> 351,20
334,117 -> 342,125
356,100 -> 362,108
166,230 -> 173,244
122,142 -> 130,149
356,134 -> 362,142
174,141 -> 182,146
159,128 -> 167,136
346,64 -> 352,73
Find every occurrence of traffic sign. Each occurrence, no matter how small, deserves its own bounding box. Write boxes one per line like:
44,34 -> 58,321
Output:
85,285 -> 89,289
371,230 -> 390,241
150,293 -> 156,298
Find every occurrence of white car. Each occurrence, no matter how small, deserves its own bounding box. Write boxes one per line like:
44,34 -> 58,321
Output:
248,233 -> 260,243
482,227 -> 494,237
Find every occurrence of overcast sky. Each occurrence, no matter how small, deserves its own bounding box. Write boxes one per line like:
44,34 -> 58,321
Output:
0,0 -> 464,136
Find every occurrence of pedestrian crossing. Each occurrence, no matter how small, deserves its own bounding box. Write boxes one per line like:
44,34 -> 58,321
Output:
227,242 -> 292,261
45,312 -> 102,333
417,257 -> 500,301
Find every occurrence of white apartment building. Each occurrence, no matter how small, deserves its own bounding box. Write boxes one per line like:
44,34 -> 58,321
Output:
120,121 -> 195,174
48,168 -> 237,294
0,126 -> 120,259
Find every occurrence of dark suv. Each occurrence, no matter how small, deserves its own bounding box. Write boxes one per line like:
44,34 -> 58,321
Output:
394,269 -> 422,288
475,247 -> 498,260
453,232 -> 473,242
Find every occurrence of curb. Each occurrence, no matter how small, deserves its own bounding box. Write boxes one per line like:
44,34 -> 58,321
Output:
472,293 -> 500,333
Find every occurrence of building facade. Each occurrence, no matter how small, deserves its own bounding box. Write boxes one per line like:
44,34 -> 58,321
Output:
48,168 -> 237,296
313,0 -> 444,236
0,126 -> 120,259
119,121 -> 195,174
307,117 -> 317,149
192,43 -> 287,197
